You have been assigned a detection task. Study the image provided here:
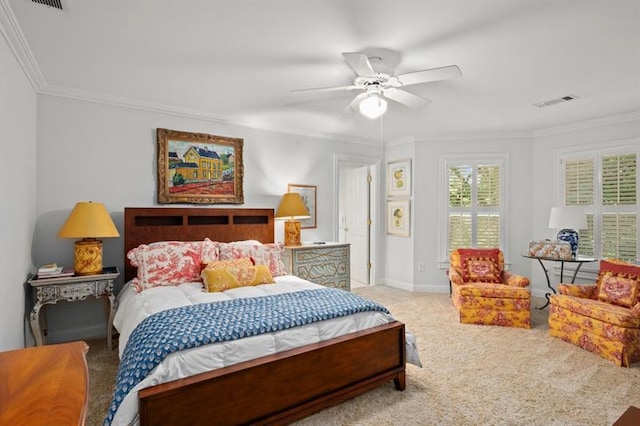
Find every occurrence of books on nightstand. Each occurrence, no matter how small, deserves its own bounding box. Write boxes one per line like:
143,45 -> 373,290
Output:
37,264 -> 75,279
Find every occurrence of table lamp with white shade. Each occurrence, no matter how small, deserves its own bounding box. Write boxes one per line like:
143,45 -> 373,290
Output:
548,206 -> 587,258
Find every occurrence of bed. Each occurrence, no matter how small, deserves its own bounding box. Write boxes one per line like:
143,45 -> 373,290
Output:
110,207 -> 406,425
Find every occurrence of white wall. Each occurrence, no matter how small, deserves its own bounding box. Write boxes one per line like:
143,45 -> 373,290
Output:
530,114 -> 640,294
34,95 -> 383,343
0,34 -> 38,350
382,140 -> 416,290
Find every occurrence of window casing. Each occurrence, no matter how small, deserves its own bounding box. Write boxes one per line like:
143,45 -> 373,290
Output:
558,141 -> 639,262
441,155 -> 508,262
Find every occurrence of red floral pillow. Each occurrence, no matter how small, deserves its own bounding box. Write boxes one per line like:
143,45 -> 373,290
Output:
127,239 -> 220,293
219,241 -> 287,277
596,259 -> 640,308
458,248 -> 503,283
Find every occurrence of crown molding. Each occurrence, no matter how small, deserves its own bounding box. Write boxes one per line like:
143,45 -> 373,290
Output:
227,117 -> 382,147
0,0 -> 377,147
41,84 -> 381,147
532,111 -> 640,138
389,131 -> 532,144
0,0 -> 46,90
41,84 -> 231,123
385,136 -> 415,147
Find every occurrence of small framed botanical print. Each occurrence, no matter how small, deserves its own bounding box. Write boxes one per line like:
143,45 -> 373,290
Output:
387,159 -> 411,197
387,199 -> 410,237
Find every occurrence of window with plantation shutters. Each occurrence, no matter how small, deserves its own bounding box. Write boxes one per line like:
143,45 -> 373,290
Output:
560,144 -> 638,262
443,156 -> 506,257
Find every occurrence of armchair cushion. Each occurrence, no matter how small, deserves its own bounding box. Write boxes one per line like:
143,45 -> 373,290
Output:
558,284 -> 598,299
598,275 -> 639,308
456,282 -> 530,299
551,295 -> 640,328
455,248 -> 503,283
595,259 -> 640,308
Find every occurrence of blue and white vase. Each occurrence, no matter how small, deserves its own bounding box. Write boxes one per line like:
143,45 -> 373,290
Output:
557,228 -> 579,257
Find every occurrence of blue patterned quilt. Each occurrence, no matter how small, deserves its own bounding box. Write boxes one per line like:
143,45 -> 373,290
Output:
104,287 -> 390,425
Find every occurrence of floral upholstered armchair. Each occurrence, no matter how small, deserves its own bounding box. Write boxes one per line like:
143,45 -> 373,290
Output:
548,259 -> 640,367
449,248 -> 531,328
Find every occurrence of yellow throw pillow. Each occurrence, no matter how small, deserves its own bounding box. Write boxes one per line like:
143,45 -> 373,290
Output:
202,264 -> 275,293
202,257 -> 254,272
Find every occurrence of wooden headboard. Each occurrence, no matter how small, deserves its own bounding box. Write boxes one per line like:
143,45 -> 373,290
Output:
124,207 -> 274,282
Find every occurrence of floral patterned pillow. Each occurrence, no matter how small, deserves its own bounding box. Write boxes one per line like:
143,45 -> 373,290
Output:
458,248 -> 503,283
218,241 -> 287,277
127,239 -> 220,293
596,259 -> 640,308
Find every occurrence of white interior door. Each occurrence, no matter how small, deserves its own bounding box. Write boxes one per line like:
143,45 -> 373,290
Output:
344,165 -> 370,285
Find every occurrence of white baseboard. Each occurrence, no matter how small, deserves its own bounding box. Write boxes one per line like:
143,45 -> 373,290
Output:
381,279 -> 449,294
380,278 -> 414,292
412,283 -> 449,293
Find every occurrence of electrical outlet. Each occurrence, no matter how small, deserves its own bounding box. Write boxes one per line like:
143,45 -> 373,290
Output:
417,262 -> 425,272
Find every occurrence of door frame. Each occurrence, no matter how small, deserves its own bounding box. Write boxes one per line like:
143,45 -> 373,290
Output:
333,154 -> 381,286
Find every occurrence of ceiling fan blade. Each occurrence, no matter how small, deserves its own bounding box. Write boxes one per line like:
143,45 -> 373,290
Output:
394,65 -> 462,87
343,93 -> 368,113
383,88 -> 432,109
342,52 -> 376,77
291,85 -> 358,95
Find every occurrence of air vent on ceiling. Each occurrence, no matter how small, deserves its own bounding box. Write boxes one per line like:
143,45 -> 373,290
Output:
31,0 -> 63,10
533,95 -> 577,108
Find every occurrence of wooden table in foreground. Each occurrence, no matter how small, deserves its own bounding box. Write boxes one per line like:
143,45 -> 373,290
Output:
613,406 -> 640,426
0,341 -> 89,425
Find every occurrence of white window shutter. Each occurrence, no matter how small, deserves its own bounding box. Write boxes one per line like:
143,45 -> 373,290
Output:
562,149 -> 638,262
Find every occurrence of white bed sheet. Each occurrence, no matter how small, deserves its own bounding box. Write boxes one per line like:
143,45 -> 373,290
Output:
110,275 -> 395,426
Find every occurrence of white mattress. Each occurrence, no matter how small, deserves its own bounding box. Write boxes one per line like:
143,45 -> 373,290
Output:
110,275 -> 395,426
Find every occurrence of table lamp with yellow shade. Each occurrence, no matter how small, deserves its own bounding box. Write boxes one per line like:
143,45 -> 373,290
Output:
275,193 -> 310,246
57,202 -> 120,275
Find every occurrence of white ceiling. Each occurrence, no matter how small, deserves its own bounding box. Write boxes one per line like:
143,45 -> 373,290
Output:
7,0 -> 640,143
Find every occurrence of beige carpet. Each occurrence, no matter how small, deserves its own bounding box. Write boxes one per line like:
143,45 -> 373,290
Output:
86,286 -> 640,425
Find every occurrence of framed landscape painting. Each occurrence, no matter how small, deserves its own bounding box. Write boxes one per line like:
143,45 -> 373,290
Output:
288,184 -> 317,228
157,128 -> 244,204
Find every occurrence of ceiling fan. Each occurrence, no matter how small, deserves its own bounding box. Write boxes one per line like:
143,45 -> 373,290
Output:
291,52 -> 462,119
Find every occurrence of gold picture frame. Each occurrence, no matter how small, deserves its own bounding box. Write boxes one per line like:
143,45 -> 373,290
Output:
288,184 -> 317,228
157,128 -> 244,204
387,199 -> 410,237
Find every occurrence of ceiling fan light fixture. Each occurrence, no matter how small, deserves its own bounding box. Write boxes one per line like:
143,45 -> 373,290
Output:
359,94 -> 387,119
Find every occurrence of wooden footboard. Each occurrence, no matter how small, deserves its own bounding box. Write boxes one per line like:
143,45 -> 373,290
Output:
139,321 -> 406,425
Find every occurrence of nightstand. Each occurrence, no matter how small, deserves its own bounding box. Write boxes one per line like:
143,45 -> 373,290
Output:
282,243 -> 350,291
27,267 -> 119,350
